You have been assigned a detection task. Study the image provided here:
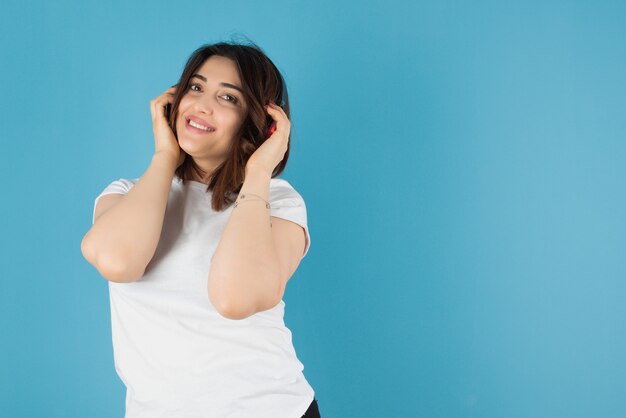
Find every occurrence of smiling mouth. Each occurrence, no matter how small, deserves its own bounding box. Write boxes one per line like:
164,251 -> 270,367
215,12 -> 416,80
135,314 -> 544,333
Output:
186,118 -> 215,132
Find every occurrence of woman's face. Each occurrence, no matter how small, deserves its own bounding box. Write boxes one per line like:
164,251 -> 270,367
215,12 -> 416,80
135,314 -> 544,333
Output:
175,55 -> 248,172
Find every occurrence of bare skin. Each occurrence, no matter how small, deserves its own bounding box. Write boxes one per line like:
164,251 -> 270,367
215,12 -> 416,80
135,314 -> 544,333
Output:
82,56 -> 303,320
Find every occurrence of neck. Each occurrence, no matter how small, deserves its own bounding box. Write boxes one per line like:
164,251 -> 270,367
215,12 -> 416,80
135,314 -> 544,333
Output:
189,156 -> 223,184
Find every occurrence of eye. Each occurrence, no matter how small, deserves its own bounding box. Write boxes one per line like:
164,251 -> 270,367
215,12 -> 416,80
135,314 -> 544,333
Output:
189,82 -> 201,92
221,94 -> 239,104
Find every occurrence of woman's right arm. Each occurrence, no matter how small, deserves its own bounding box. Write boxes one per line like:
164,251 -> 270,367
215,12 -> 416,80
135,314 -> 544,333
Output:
82,84 -> 184,282
81,153 -> 178,283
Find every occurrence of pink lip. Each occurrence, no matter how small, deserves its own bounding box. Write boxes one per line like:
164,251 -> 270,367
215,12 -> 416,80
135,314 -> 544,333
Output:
186,115 -> 215,131
185,119 -> 215,135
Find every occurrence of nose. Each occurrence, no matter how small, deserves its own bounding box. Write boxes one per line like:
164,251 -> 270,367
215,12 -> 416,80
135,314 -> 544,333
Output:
193,94 -> 217,115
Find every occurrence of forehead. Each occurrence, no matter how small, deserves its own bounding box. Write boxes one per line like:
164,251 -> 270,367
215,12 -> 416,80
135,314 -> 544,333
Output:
195,55 -> 241,85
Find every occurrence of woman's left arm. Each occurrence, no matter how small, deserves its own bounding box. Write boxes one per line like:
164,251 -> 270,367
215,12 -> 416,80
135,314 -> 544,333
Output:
208,103 -> 305,320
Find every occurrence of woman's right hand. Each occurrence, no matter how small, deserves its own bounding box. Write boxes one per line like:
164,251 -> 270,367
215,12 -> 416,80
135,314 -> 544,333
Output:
150,85 -> 186,168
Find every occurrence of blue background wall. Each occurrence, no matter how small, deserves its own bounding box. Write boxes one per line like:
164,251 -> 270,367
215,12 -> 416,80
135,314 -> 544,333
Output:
1,1 -> 625,417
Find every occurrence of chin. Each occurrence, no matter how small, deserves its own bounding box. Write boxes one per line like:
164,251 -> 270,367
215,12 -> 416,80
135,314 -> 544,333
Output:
176,137 -> 196,156
179,144 -> 198,158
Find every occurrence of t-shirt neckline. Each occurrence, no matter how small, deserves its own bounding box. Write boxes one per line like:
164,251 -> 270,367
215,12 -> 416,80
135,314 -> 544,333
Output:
175,176 -> 209,190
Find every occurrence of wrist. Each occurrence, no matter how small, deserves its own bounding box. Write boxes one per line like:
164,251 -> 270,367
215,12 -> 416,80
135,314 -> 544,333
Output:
245,164 -> 272,179
152,152 -> 178,173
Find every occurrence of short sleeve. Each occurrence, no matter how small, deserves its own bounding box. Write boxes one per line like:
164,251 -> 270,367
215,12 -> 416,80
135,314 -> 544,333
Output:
92,178 -> 138,224
269,178 -> 311,259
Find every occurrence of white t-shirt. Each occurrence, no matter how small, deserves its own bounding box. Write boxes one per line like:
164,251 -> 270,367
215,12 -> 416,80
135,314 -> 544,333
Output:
92,175 -> 314,418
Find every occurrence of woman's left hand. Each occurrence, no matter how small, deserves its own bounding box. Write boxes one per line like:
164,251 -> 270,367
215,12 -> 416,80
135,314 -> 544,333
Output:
245,102 -> 290,177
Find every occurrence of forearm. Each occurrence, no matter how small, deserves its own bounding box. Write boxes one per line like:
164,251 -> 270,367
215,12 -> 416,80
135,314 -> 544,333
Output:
208,166 -> 281,316
84,153 -> 176,282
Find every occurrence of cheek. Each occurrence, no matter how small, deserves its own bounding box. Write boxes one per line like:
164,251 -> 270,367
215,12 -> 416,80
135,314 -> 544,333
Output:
176,99 -> 191,124
228,108 -> 247,125
178,97 -> 191,114
213,109 -> 241,130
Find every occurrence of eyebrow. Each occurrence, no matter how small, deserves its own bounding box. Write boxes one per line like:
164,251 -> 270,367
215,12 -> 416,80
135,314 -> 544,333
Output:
191,74 -> 243,94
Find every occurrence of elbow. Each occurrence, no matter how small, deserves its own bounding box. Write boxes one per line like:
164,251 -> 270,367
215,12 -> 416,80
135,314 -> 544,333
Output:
99,261 -> 144,283
81,235 -> 143,283
218,304 -> 253,321
207,275 -> 281,321
81,234 -> 96,266
213,297 -> 253,321
207,281 -> 254,320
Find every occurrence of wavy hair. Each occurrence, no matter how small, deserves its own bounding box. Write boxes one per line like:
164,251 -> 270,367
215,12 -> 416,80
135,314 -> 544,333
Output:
166,40 -> 291,211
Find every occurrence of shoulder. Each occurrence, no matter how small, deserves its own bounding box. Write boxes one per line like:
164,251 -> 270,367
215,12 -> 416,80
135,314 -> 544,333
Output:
268,177 -> 309,230
269,177 -> 304,202
269,177 -> 312,260
92,178 -> 139,224
98,177 -> 140,195
270,177 -> 295,189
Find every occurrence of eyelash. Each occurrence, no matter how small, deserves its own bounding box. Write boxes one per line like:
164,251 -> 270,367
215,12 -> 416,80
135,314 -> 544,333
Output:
189,83 -> 239,104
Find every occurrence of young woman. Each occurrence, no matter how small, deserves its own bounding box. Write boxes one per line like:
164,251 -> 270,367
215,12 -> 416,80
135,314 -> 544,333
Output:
81,41 -> 321,418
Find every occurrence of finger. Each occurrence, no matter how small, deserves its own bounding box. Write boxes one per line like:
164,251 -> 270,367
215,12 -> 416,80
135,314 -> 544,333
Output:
158,87 -> 177,99
265,104 -> 287,121
157,95 -> 174,105
150,97 -> 162,121
151,97 -> 169,122
153,94 -> 174,109
266,102 -> 285,114
265,104 -> 290,133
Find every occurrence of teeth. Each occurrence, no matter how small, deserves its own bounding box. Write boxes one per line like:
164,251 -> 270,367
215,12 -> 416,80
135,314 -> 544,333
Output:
189,119 -> 214,131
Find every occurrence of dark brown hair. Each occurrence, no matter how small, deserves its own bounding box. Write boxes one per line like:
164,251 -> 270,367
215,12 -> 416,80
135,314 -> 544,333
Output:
167,40 -> 291,211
